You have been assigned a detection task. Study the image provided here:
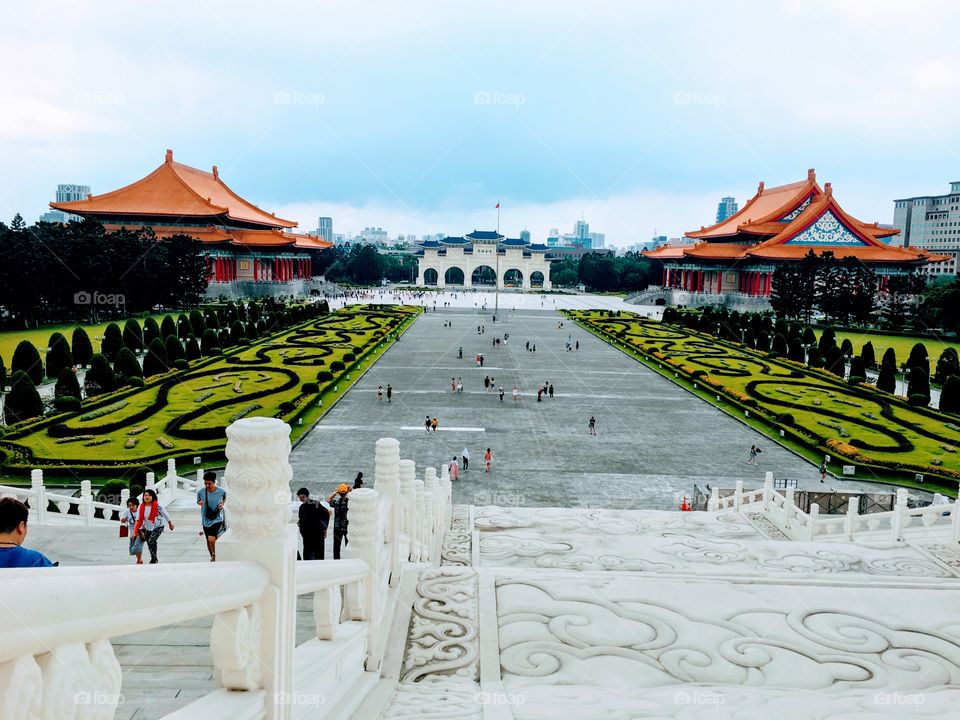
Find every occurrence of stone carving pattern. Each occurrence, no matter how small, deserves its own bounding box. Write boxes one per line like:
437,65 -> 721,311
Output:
34,640 -> 122,720
223,417 -> 292,539
0,655 -> 42,720
381,679 -> 482,720
402,568 -> 479,683
780,194 -> 812,221
497,579 -> 960,690
441,505 -> 471,566
745,511 -> 790,540
920,543 -> 960,575
211,603 -> 263,691
785,210 -> 865,246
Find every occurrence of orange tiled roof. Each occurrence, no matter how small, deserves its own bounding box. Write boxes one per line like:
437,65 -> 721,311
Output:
687,170 -> 821,239
52,149 -> 297,229
642,244 -> 691,259
101,223 -> 331,250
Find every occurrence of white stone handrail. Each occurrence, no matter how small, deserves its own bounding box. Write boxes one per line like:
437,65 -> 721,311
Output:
711,473 -> 960,544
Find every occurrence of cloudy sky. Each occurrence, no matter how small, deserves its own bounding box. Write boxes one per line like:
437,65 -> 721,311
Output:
2,0 -> 958,246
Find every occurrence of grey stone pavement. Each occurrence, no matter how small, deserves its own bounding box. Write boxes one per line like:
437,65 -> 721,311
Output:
291,306 -> 901,510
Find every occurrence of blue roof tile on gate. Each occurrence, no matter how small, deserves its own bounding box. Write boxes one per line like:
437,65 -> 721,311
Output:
466,230 -> 503,241
528,243 -> 549,251
440,236 -> 468,244
500,237 -> 530,246
418,240 -> 442,248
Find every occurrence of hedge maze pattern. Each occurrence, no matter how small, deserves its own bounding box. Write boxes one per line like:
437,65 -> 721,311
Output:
569,310 -> 960,488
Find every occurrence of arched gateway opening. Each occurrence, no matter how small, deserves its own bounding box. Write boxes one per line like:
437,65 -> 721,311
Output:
444,267 -> 465,285
471,265 -> 496,286
530,271 -> 545,288
423,268 -> 438,286
503,269 -> 523,287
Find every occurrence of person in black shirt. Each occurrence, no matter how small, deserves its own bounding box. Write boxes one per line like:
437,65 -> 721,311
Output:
296,488 -> 330,560
327,484 -> 351,559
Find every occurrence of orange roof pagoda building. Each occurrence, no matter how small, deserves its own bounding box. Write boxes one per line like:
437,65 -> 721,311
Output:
51,149 -> 332,298
643,170 -> 942,309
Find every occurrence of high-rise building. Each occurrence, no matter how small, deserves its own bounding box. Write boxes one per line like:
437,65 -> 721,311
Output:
716,196 -> 738,224
520,228 -> 531,243
546,228 -> 560,246
575,219 -> 590,240
318,217 -> 333,243
39,183 -> 92,223
892,181 -> 960,275
589,232 -> 605,249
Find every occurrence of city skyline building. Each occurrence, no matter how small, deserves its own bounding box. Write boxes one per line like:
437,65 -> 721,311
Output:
318,216 -> 333,243
716,196 -> 738,224
38,183 -> 91,223
892,180 -> 960,276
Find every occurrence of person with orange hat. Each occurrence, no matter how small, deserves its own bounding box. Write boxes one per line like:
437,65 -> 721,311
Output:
327,483 -> 351,559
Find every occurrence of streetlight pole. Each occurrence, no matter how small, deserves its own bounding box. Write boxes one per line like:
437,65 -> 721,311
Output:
495,207 -> 500,321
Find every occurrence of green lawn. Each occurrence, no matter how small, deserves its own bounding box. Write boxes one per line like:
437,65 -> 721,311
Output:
817,329 -> 958,368
0,305 -> 420,480
0,315 -> 166,377
570,310 -> 960,494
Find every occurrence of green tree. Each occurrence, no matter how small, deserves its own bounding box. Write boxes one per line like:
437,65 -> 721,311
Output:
164,335 -> 185,363
160,315 -> 177,340
123,319 -> 143,352
878,273 -> 925,330
143,317 -> 161,347
101,323 -> 123,361
848,356 -> 867,384
189,309 -> 206,337
788,337 -> 805,362
882,347 -> 897,371
85,353 -> 116,396
807,346 -> 823,368
771,333 -> 788,356
71,327 -> 93,366
908,343 -> 929,372
860,341 -> 876,370
818,327 -> 836,356
935,347 -> 960,384
11,340 -> 43,385
839,338 -> 854,357
940,375 -> 960,414
177,314 -> 191,340
907,365 -> 930,404
916,279 -> 960,334
46,332 -> 72,379
4,371 -> 43,424
113,347 -> 142,383
802,327 -> 816,347
54,367 -> 82,398
142,338 -> 168,377
876,363 -> 896,393
185,336 -> 201,361
201,328 -> 221,356
824,345 -> 845,376
770,250 -> 818,321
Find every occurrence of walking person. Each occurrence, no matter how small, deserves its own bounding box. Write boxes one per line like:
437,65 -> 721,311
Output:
431,416 -> 439,433
121,497 -> 144,564
387,384 -> 393,403
458,346 -> 463,359
451,377 -> 457,393
425,415 -> 432,432
484,447 -> 493,473
819,461 -> 827,483
297,488 -> 330,561
377,385 -> 384,403
197,471 -> 227,562
575,340 -> 579,351
512,386 -> 519,403
747,445 -> 761,465
0,497 -> 55,568
461,447 -> 470,471
450,456 -> 460,481
327,484 -> 351,560
549,383 -> 554,399
484,376 -> 490,391
588,416 -> 597,436
133,489 -> 174,565
457,378 -> 464,393
499,386 -> 505,402
353,472 -> 364,489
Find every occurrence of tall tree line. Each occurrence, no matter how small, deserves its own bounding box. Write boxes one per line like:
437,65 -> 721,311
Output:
0,215 -> 209,328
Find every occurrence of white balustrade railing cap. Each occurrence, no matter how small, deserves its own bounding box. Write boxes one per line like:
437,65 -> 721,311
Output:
295,559 -> 369,595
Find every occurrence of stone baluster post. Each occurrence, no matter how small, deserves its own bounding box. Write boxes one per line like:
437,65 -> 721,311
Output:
733,480 -> 743,512
30,469 -> 47,525
345,487 -> 383,671
374,438 -> 401,586
952,496 -> 960,544
166,458 -> 176,480
413,477 -> 426,562
423,468 -> 438,563
708,486 -> 720,512
217,417 -> 297,720
398,460 -> 416,560
762,472 -> 774,511
784,487 -> 795,529
807,503 -> 819,541
440,469 -> 452,533
844,496 -> 859,540
120,488 -> 130,515
80,480 -> 94,527
892,488 -> 909,542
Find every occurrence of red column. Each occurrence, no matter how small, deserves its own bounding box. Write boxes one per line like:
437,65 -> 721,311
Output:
717,271 -> 722,294
753,272 -> 759,296
766,272 -> 772,297
699,270 -> 704,292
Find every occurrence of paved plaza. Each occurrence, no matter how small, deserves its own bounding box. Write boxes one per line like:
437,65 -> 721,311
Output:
291,297 -> 899,510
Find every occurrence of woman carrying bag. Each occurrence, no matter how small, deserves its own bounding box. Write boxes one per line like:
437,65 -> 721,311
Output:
132,489 -> 174,564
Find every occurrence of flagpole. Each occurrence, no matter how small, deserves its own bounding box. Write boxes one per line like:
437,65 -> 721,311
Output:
495,202 -> 500,320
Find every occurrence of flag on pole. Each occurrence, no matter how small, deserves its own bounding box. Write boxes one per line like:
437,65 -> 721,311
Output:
495,202 -> 500,208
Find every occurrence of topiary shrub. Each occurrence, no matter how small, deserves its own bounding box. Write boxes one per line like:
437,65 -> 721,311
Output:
907,364 -> 930,404
160,315 -> 177,340
201,329 -> 221,356
71,327 -> 94,367
173,358 -> 189,371
189,309 -> 206,337
128,376 -> 145,388
876,363 -> 896,393
185,336 -> 201,361
278,401 -> 296,414
114,346 -> 142,383
143,317 -> 161,347
85,353 -> 116,396
940,375 -> 960,414
177,315 -> 191,340
301,382 -> 319,394
317,370 -> 334,382
53,395 -> 82,413
54,367 -> 81,398
96,480 -> 127,510
12,340 -> 43,386
330,360 -> 345,372
164,335 -> 185,363
4,371 -> 43,424
101,323 -> 123,361
123,319 -> 144,352
142,338 -> 168,377
908,393 -> 929,407
778,413 -> 795,426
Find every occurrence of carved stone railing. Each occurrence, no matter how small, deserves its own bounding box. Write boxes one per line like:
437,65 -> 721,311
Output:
709,471 -> 960,544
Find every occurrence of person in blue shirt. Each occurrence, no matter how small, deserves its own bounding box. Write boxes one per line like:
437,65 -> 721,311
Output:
0,497 -> 55,568
197,471 -> 227,562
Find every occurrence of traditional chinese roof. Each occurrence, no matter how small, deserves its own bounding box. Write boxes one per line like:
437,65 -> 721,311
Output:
466,230 -> 504,241
52,149 -> 298,229
440,236 -> 469,245
644,171 -> 945,266
501,237 -> 530,246
527,243 -> 549,251
99,223 -> 330,250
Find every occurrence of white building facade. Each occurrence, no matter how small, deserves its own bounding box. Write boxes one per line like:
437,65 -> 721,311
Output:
416,230 -> 554,290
